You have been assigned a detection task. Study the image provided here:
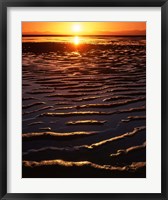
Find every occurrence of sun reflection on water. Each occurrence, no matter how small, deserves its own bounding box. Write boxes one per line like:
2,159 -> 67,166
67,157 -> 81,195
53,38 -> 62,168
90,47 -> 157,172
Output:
73,36 -> 80,45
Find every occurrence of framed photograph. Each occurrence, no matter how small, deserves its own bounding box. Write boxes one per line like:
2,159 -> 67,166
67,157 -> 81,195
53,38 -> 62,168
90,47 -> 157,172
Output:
0,0 -> 167,199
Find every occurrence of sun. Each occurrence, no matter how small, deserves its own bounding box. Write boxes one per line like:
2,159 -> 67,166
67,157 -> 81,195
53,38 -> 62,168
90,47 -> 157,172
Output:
72,24 -> 81,32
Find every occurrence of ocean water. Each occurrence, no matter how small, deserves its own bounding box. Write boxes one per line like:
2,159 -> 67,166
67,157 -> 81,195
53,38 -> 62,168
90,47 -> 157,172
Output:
22,35 -> 146,178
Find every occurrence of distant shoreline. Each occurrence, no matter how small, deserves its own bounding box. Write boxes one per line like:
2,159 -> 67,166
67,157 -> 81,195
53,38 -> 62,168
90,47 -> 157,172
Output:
22,34 -> 146,37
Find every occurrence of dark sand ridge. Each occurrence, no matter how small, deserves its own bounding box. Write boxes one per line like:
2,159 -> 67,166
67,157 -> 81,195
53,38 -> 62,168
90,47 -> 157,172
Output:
22,159 -> 145,178
23,126 -> 145,153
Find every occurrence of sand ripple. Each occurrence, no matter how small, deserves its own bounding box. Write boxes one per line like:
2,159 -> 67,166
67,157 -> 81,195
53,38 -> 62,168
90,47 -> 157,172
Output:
22,36 -> 146,177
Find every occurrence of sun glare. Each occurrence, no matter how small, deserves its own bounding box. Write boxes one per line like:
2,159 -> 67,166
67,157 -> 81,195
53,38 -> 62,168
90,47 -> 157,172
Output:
72,24 -> 81,32
73,36 -> 79,45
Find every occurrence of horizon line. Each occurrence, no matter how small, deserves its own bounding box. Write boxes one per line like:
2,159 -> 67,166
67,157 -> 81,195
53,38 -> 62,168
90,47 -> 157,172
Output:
22,34 -> 146,37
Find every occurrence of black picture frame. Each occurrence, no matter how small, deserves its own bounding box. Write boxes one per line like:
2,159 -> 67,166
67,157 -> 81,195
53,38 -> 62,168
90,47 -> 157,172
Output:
0,0 -> 167,199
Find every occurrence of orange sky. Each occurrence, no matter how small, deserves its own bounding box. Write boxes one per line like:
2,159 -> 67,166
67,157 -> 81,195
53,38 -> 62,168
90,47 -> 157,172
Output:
22,22 -> 146,36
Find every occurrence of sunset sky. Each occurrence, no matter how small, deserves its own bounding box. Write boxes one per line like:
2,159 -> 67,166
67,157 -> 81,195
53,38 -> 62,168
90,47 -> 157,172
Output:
22,22 -> 146,36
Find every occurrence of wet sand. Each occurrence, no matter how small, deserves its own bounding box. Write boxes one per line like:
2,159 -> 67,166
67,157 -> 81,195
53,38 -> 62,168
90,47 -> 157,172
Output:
22,36 -> 146,178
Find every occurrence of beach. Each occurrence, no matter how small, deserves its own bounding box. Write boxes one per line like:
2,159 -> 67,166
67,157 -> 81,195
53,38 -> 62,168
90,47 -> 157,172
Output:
22,35 -> 146,178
